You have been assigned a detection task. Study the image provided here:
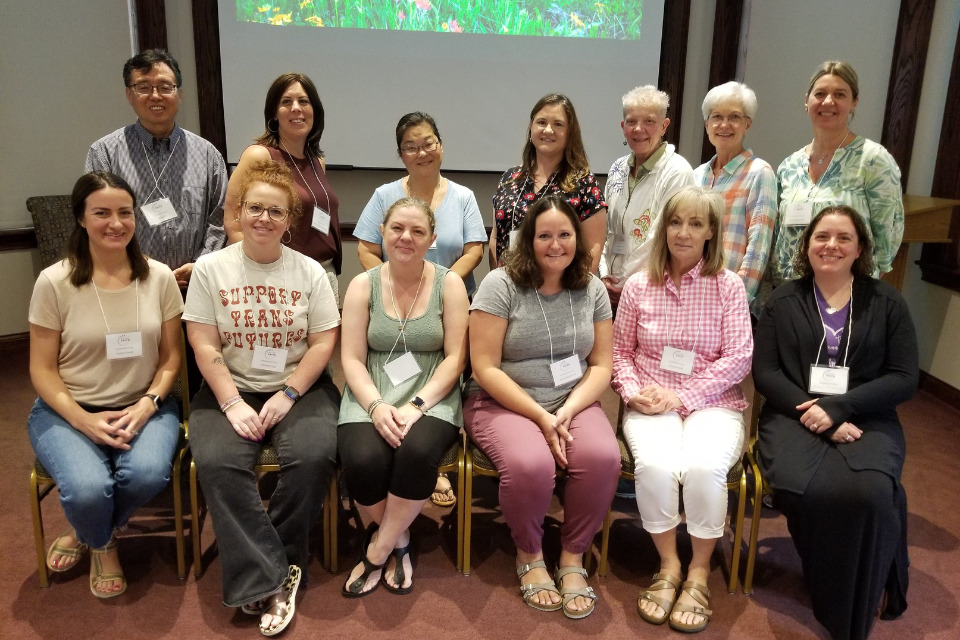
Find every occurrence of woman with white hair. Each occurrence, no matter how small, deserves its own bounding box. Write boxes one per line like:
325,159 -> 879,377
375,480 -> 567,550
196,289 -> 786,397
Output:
600,85 -> 694,309
694,81 -> 776,306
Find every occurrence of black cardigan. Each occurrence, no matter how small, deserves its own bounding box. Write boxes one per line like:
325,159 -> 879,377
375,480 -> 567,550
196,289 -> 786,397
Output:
752,277 -> 918,494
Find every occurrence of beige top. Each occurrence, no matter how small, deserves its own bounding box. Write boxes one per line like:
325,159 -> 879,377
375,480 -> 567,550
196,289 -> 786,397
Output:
29,259 -> 184,407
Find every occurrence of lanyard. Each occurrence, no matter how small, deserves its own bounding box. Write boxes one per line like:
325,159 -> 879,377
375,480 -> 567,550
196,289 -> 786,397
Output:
509,171 -> 557,231
281,142 -> 330,211
139,136 -> 180,202
534,289 -> 576,363
385,263 -> 425,360
813,281 -> 853,368
93,278 -> 139,334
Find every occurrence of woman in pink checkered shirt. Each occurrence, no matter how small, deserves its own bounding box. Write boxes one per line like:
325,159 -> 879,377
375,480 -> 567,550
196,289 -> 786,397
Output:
611,185 -> 753,633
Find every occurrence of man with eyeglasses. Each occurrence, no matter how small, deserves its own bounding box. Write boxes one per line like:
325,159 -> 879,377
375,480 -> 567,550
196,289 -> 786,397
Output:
85,49 -> 226,290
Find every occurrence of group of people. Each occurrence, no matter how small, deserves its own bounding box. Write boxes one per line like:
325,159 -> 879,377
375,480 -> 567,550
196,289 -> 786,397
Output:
26,47 -> 917,640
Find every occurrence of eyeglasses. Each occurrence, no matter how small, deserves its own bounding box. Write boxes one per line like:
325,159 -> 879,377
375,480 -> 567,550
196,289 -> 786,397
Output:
707,113 -> 748,126
128,82 -> 179,96
400,140 -> 439,156
243,202 -> 289,222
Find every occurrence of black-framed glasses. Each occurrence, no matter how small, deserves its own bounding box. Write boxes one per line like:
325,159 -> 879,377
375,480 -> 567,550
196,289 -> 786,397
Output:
400,140 -> 439,156
243,201 -> 289,222
128,82 -> 179,96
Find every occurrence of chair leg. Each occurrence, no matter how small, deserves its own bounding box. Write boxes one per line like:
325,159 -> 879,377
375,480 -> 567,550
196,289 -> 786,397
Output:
727,471 -> 748,594
455,447 -> 466,572
743,461 -> 765,594
324,473 -> 338,573
598,507 -> 613,578
29,472 -> 50,588
189,460 -> 203,578
462,450 -> 474,575
172,449 -> 187,580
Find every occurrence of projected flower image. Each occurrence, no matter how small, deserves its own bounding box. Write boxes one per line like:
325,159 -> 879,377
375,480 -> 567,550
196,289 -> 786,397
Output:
237,0 -> 643,39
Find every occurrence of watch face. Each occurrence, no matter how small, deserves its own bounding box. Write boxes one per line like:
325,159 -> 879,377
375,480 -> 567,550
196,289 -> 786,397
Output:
412,396 -> 425,408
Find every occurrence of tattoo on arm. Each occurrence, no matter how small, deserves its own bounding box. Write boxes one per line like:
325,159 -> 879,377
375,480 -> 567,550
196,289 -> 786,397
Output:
212,354 -> 227,368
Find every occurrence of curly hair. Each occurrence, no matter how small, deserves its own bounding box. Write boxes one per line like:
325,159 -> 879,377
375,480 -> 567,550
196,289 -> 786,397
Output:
504,195 -> 592,290
793,205 -> 875,279
236,159 -> 303,226
516,93 -> 590,193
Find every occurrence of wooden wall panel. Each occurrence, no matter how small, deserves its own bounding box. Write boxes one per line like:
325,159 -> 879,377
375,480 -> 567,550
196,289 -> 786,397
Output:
700,0 -> 744,164
658,0 -> 692,147
135,0 -> 168,51
192,0 -> 227,157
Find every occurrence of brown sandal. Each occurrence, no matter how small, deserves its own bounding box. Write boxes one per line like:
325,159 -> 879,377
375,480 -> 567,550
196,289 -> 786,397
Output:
637,571 -> 682,625
668,580 -> 713,633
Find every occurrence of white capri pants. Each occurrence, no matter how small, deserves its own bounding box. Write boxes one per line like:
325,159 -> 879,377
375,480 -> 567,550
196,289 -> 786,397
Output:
622,407 -> 744,539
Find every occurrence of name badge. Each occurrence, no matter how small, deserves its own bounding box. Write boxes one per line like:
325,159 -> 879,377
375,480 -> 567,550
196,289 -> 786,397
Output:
252,345 -> 288,372
784,202 -> 813,226
140,197 -> 178,227
550,354 -> 582,387
384,351 -> 421,386
105,332 -> 143,360
659,346 -> 695,375
311,206 -> 331,235
808,365 -> 849,395
609,233 -> 632,255
509,229 -> 520,251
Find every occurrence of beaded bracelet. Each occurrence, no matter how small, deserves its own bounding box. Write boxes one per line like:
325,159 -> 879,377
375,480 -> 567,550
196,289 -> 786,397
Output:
367,398 -> 385,417
220,396 -> 243,413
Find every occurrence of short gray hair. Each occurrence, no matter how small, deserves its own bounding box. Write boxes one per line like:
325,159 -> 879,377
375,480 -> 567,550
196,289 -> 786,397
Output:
701,81 -> 758,120
622,85 -> 669,119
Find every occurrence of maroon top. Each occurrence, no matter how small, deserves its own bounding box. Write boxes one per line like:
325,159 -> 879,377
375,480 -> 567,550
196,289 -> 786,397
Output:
264,145 -> 342,273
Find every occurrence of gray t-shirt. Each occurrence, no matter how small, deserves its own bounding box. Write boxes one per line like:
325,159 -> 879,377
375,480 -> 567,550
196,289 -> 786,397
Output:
468,268 -> 612,412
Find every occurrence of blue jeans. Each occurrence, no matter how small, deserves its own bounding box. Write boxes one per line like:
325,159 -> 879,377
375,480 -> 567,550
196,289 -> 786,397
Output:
189,377 -> 339,607
28,397 -> 181,549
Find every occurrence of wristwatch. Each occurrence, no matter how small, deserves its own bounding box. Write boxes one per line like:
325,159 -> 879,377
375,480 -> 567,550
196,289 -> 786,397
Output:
281,385 -> 301,403
143,394 -> 162,411
409,396 -> 425,412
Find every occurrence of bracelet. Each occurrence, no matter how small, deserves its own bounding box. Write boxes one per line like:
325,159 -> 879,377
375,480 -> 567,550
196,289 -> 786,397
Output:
367,398 -> 385,417
220,396 -> 243,413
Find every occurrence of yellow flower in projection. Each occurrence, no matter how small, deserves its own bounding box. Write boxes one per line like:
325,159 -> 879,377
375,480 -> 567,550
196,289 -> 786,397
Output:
300,0 -> 313,8
257,5 -> 272,12
594,2 -> 606,13
268,12 -> 292,24
501,25 -> 509,33
570,13 -> 585,28
305,15 -> 323,26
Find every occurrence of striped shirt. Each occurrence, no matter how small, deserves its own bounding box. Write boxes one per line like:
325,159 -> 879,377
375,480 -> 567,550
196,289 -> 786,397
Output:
611,261 -> 752,418
85,121 -> 227,270
694,149 -> 776,302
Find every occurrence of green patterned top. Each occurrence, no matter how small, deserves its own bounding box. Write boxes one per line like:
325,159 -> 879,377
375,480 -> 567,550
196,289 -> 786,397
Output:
770,136 -> 903,286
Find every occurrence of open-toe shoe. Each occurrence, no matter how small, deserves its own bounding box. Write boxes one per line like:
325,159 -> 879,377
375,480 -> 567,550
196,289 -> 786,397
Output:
341,525 -> 384,598
430,473 -> 456,507
555,566 -> 597,619
637,571 -> 682,625
516,560 -> 562,612
381,543 -> 413,595
260,564 -> 301,637
668,580 -> 713,633
89,538 -> 126,599
46,527 -> 88,573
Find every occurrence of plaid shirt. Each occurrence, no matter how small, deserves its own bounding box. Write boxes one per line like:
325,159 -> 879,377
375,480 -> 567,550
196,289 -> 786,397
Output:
612,262 -> 753,418
694,149 -> 776,302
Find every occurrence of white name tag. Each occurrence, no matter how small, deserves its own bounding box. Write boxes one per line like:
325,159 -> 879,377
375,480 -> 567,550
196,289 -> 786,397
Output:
311,206 -> 331,235
609,233 -> 632,255
383,351 -> 421,386
784,202 -> 814,226
550,354 -> 582,387
808,365 -> 849,395
509,229 -> 520,251
659,346 -> 695,375
252,345 -> 288,372
105,331 -> 143,360
140,197 -> 178,227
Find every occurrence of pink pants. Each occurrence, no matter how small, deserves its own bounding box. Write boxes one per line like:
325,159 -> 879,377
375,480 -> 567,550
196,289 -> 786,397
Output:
463,392 -> 621,555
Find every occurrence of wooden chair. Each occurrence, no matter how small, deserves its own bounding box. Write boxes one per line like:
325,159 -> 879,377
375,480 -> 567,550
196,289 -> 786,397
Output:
743,393 -> 769,594
29,331 -> 193,587
597,404 -> 749,594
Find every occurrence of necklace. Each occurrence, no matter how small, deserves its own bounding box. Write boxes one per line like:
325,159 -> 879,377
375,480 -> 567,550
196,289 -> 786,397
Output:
812,131 -> 850,166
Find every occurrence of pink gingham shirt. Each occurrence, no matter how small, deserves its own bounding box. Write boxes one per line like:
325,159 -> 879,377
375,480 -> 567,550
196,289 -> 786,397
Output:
612,261 -> 753,418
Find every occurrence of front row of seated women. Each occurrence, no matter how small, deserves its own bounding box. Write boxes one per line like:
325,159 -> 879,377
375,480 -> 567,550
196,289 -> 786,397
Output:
28,167 -> 915,640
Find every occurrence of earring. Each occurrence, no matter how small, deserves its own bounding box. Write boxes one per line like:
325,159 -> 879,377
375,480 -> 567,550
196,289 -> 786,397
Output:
268,118 -> 280,134
623,140 -> 628,146
282,229 -> 292,244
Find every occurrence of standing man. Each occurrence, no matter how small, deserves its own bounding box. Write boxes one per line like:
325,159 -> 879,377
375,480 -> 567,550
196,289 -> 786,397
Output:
86,49 -> 226,289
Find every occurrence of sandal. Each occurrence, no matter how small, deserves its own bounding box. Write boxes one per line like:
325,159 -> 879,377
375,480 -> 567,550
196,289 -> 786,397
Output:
555,566 -> 597,620
89,538 -> 126,599
516,560 -> 562,612
381,544 -> 414,595
430,473 -> 456,508
668,580 -> 713,633
637,571 -> 682,625
341,525 -> 384,598
46,528 -> 88,573
260,564 -> 301,637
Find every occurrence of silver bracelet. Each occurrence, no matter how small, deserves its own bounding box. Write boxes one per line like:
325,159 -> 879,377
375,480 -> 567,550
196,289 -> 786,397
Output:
367,398 -> 385,417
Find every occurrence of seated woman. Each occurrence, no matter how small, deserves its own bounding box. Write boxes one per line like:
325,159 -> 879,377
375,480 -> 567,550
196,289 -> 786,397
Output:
754,205 -> 917,640
611,186 -> 753,633
338,197 -> 469,597
185,160 -> 341,637
28,171 -> 183,598
464,195 -> 620,620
